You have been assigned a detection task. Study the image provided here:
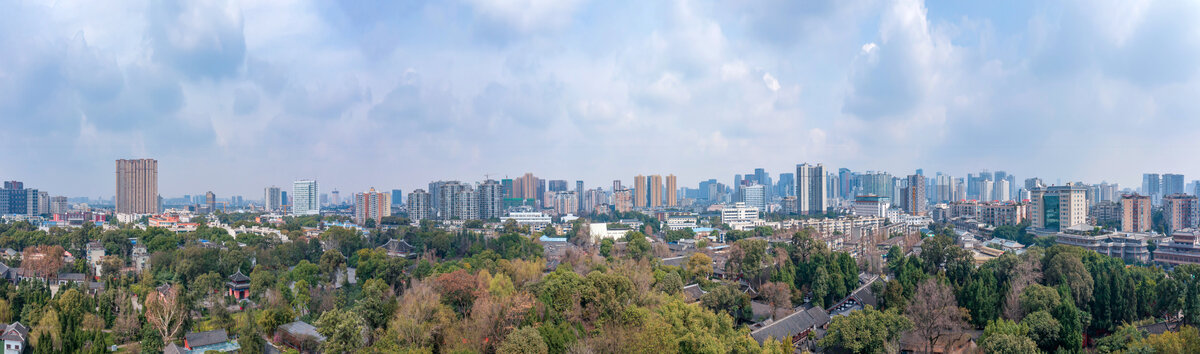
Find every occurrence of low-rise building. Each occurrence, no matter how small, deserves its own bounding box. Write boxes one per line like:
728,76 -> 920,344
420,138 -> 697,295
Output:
1155,229 -> 1200,267
1053,225 -> 1161,263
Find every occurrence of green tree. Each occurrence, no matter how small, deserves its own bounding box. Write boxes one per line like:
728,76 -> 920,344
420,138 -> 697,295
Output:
818,306 -> 912,354
700,284 -> 751,323
599,239 -> 614,258
356,278 -> 397,330
316,308 -> 368,353
687,253 -> 713,281
1044,252 -> 1093,307
497,326 -> 548,354
1021,310 -> 1061,351
656,271 -> 684,295
1019,284 -> 1061,314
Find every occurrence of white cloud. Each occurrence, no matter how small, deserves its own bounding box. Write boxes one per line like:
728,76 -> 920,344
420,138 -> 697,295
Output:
762,73 -> 781,91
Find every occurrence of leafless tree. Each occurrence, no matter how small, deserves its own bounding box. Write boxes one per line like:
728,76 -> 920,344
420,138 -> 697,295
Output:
145,287 -> 186,343
906,278 -> 968,354
760,282 -> 792,320
1002,256 -> 1042,320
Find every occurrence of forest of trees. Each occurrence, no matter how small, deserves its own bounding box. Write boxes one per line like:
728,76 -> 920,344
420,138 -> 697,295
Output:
0,218 -> 1197,353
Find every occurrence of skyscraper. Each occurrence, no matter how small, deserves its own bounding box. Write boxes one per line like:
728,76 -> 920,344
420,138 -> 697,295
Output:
1163,174 -> 1185,196
478,180 -> 503,220
115,159 -> 159,214
548,180 -> 569,192
354,187 -> 391,225
634,175 -> 647,208
205,191 -> 216,212
513,173 -> 539,200
665,175 -> 677,206
742,184 -> 765,211
1143,173 -> 1161,197
437,181 -> 467,220
575,180 -> 584,212
407,189 -> 432,221
264,186 -> 282,212
838,168 -> 852,200
0,181 -> 39,216
796,163 -> 826,215
649,175 -> 664,208
1120,194 -> 1152,233
292,180 -> 319,215
391,189 -> 404,206
904,174 -> 927,215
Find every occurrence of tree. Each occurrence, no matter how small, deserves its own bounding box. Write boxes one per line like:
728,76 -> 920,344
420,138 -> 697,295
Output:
687,253 -> 713,281
1019,284 -> 1061,314
1126,325 -> 1200,353
760,282 -> 791,320
1021,310 -> 1061,351
599,238 -> 614,258
391,281 -> 452,348
22,245 -> 65,281
819,306 -> 912,354
145,286 -> 186,344
31,308 -> 61,351
497,326 -> 548,354
435,270 -> 480,317
655,271 -> 684,295
700,284 -> 751,322
979,333 -> 1038,354
356,278 -> 397,330
882,279 -> 906,312
905,279 -> 968,354
319,249 -> 346,284
316,308 -> 368,353
1044,252 -> 1093,307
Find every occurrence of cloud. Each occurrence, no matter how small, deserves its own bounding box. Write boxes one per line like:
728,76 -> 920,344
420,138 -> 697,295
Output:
146,0 -> 247,79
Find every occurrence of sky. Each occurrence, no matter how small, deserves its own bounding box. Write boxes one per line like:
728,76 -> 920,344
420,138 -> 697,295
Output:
2,0 -> 1200,199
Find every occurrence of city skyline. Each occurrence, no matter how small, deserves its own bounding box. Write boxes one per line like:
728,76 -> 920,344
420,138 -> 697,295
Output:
4,1 -> 1200,197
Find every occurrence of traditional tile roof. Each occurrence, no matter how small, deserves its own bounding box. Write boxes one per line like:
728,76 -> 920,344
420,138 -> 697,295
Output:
278,321 -> 326,342
749,307 -> 831,344
185,329 -> 230,348
228,270 -> 250,283
0,322 -> 29,342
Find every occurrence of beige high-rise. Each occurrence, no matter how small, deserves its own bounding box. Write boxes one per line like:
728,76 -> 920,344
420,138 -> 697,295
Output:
634,175 -> 647,208
649,175 -> 663,208
666,174 -> 677,206
116,159 -> 158,214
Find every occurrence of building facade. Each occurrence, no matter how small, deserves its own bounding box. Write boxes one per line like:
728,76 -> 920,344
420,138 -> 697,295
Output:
1120,194 -> 1152,233
796,163 -> 827,215
353,188 -> 391,225
115,159 -> 158,214
1163,194 -> 1199,235
292,180 -> 319,216
407,189 -> 432,221
1030,185 -> 1088,231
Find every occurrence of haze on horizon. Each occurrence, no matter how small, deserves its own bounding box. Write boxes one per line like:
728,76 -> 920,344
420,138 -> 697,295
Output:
2,0 -> 1199,198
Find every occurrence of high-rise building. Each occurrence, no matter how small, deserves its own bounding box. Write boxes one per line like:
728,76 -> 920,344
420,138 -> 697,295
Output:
634,175 -> 647,208
1025,178 -> 1044,191
513,173 -> 539,200
649,175 -> 664,208
354,187 -> 391,225
1030,185 -> 1088,231
1120,194 -> 1153,233
264,186 -> 282,212
796,163 -> 827,215
0,181 -> 39,216
903,174 -> 927,215
575,180 -> 584,212
1164,194 -> 1200,235
407,189 -> 432,221
437,181 -> 467,220
36,191 -> 48,215
292,180 -> 320,215
1163,174 -> 1185,196
501,179 -> 514,198
993,179 -> 1011,202
50,196 -> 68,214
115,159 -> 159,214
205,191 -> 216,212
742,184 -> 765,211
612,180 -> 621,193
478,180 -> 503,220
1143,173 -> 1161,197
666,175 -> 677,207
838,168 -> 852,200
391,189 -> 404,206
331,190 -> 341,206
614,189 -> 633,213
778,173 -> 796,198
548,180 -> 568,192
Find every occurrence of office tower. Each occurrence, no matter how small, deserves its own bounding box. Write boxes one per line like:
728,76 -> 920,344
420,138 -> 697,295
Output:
993,179 -> 1011,202
1191,180 -> 1200,196
648,175 -> 664,208
666,175 -> 677,207
613,189 -> 633,213
733,174 -> 742,193
233,196 -> 243,207
407,189 -> 432,221
548,180 -> 568,192
354,187 -> 391,225
1121,194 -> 1153,232
1164,194 -> 1200,235
513,173 -> 539,200
264,186 -> 282,212
292,180 -> 319,215
1,181 -> 35,216
537,179 -> 546,205
391,189 -> 404,206
1030,185 -> 1088,231
742,184 -> 765,211
904,174 -> 927,215
994,171 -> 1007,183
1163,174 -> 1185,196
796,163 -> 826,215
753,168 -> 768,186
115,159 -> 159,214
331,190 -> 341,206
478,180 -> 503,220
859,171 -> 893,200
205,191 -> 216,211
50,196 -> 68,214
826,172 -> 840,205
634,175 -> 647,208
575,180 -> 584,212
1143,174 -> 1161,197
838,168 -> 852,200
1006,175 -> 1018,200
281,191 -> 289,208
916,169 -> 924,176
777,173 -> 796,198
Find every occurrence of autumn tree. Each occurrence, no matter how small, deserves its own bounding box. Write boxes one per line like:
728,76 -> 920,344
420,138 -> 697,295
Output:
760,282 -> 791,320
687,252 -> 713,281
22,245 -> 65,281
497,326 -> 548,354
906,279 -> 968,354
391,281 -> 452,349
819,306 -> 912,353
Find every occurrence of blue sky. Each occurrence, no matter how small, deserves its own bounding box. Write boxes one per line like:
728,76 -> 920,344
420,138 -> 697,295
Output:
2,0 -> 1199,198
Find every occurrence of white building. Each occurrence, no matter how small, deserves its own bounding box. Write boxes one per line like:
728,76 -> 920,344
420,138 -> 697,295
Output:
504,212 -> 552,227
589,223 -> 632,241
742,184 -> 766,211
852,195 -> 890,218
797,163 -> 827,215
292,180 -> 320,216
666,213 -> 699,231
721,202 -> 761,231
1030,185 -> 1088,231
